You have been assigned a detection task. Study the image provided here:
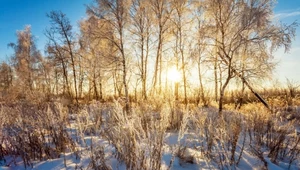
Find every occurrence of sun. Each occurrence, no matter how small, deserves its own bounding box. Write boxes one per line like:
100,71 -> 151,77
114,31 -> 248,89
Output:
168,67 -> 181,82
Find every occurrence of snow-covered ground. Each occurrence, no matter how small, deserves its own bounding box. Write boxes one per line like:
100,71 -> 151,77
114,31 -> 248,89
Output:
0,104 -> 299,170
1,132 -> 298,170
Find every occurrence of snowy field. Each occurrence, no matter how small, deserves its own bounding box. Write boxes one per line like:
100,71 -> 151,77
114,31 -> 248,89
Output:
0,102 -> 299,170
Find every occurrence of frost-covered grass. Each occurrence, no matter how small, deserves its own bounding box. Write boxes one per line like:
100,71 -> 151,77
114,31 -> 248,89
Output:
0,99 -> 299,170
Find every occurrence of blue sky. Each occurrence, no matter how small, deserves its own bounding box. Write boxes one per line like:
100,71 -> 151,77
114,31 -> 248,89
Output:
0,0 -> 299,83
273,1 -> 300,83
0,0 -> 91,59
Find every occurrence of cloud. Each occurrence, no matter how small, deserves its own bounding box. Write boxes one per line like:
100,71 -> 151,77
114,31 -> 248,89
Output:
274,11 -> 300,19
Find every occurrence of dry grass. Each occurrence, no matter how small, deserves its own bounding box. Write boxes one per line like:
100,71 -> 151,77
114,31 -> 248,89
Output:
0,92 -> 299,169
0,102 -> 76,168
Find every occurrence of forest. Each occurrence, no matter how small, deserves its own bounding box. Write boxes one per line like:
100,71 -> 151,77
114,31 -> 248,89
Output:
0,0 -> 299,169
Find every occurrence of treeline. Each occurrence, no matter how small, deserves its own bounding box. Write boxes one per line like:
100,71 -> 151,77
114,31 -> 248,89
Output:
0,0 -> 297,113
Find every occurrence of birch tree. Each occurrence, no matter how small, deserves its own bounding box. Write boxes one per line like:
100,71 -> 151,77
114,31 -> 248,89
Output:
9,25 -> 42,92
79,16 -> 113,100
130,0 -> 152,99
150,0 -> 171,94
170,0 -> 191,105
192,5 -> 209,106
87,0 -> 131,113
46,11 -> 79,105
130,0 -> 153,100
203,0 -> 297,113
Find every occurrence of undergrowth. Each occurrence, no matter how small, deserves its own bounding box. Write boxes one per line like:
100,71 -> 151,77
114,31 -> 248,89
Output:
0,98 -> 299,169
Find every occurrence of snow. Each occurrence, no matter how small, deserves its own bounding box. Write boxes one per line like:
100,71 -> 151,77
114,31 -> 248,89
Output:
1,107 -> 299,170
1,133 -> 298,170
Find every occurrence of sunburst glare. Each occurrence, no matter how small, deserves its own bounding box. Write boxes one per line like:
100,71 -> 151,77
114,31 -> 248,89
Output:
167,67 -> 181,82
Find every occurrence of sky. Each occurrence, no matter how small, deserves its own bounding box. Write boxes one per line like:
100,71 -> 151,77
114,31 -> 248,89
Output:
0,0 -> 92,59
0,0 -> 299,84
273,1 -> 300,84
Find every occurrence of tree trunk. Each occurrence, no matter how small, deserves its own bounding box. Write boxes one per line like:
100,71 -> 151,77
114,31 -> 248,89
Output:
122,55 -> 129,113
55,69 -> 59,95
219,73 -> 231,114
218,53 -> 271,111
214,54 -> 218,102
99,79 -> 103,100
179,30 -> 187,106
62,26 -> 78,106
144,35 -> 149,100
141,35 -> 146,100
119,28 -> 130,113
153,27 -> 163,95
59,52 -> 71,98
93,73 -> 99,100
198,58 -> 205,106
159,46 -> 162,94
78,57 -> 84,99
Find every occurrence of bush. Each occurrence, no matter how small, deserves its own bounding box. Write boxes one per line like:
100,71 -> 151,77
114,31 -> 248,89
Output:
0,102 -> 75,168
